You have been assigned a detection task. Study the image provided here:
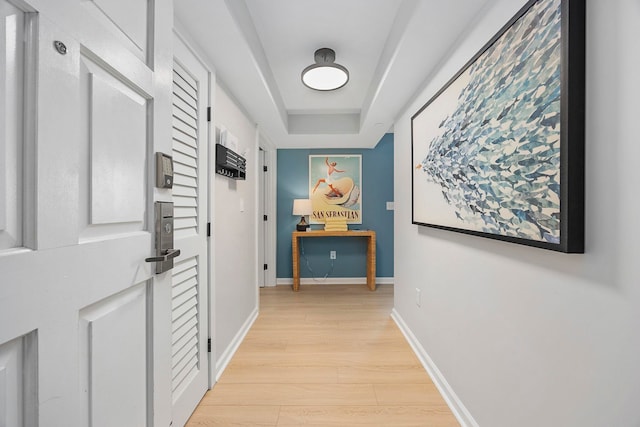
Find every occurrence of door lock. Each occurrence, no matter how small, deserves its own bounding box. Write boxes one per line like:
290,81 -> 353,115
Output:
146,202 -> 180,274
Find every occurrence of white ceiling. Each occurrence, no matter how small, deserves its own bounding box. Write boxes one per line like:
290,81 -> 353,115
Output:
174,0 -> 493,149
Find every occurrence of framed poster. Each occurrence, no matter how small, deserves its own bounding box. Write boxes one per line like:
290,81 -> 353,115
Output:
309,155 -> 362,224
411,0 -> 584,253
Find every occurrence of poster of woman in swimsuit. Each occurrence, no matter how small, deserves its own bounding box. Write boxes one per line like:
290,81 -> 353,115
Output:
308,155 -> 362,224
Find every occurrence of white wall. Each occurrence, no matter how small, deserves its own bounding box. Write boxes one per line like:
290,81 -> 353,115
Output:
213,83 -> 259,365
393,0 -> 640,426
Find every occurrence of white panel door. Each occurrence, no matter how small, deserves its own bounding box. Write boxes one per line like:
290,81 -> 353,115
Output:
171,34 -> 210,427
0,1 -> 174,426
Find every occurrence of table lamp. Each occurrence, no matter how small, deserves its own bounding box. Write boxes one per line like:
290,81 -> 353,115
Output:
292,199 -> 312,231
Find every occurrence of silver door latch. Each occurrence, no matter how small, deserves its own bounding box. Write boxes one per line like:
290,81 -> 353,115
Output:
146,202 -> 180,274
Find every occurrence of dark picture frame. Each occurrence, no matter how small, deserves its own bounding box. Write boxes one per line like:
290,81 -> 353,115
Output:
411,0 -> 584,253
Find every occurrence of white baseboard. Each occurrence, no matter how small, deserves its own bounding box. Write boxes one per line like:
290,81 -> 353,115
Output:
214,307 -> 259,382
391,309 -> 479,427
276,277 -> 394,286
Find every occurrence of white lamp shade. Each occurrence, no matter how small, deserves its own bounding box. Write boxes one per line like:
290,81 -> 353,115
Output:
292,199 -> 313,216
302,65 -> 349,91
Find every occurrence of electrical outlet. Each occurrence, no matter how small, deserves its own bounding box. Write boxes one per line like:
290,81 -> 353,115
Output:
416,288 -> 421,307
330,250 -> 336,260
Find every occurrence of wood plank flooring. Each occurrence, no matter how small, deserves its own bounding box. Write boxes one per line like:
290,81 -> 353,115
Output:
186,284 -> 459,426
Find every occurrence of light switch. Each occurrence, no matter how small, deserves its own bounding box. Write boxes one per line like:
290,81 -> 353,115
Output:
239,198 -> 245,212
386,202 -> 394,211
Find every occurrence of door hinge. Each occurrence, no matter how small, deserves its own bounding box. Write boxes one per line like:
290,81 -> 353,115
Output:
263,215 -> 268,221
263,166 -> 268,172
207,338 -> 211,353
207,107 -> 212,122
207,222 -> 211,237
263,264 -> 268,270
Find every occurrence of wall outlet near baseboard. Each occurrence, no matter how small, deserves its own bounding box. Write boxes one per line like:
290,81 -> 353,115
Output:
330,250 -> 336,260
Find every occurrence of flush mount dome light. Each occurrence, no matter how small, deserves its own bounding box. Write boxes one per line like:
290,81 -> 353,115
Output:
301,48 -> 349,91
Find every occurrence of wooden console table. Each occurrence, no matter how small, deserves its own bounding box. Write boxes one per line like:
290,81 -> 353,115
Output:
291,230 -> 376,291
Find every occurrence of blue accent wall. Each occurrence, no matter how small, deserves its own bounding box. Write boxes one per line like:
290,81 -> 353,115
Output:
276,133 -> 394,279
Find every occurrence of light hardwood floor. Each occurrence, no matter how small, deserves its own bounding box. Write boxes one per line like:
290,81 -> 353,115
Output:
186,284 -> 459,426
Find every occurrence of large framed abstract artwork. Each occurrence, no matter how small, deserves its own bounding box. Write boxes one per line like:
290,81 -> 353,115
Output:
411,0 -> 584,253
309,155 -> 362,224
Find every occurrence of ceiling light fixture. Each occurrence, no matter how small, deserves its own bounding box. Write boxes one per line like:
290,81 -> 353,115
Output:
301,48 -> 349,91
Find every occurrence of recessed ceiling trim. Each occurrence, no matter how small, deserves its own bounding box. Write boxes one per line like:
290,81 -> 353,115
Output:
288,112 -> 360,134
360,0 -> 420,126
175,0 -> 495,149
223,0 -> 289,128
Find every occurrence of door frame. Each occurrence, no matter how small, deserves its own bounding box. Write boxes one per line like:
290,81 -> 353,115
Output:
258,147 -> 266,288
258,133 -> 277,288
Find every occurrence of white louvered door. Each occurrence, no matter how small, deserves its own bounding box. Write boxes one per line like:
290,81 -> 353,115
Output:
170,34 -> 210,426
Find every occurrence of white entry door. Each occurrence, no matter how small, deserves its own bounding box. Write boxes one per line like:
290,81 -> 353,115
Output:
0,1 -> 176,426
170,33 -> 210,427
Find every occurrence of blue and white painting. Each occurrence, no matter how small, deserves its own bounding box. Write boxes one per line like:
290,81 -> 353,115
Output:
412,0 -> 563,244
